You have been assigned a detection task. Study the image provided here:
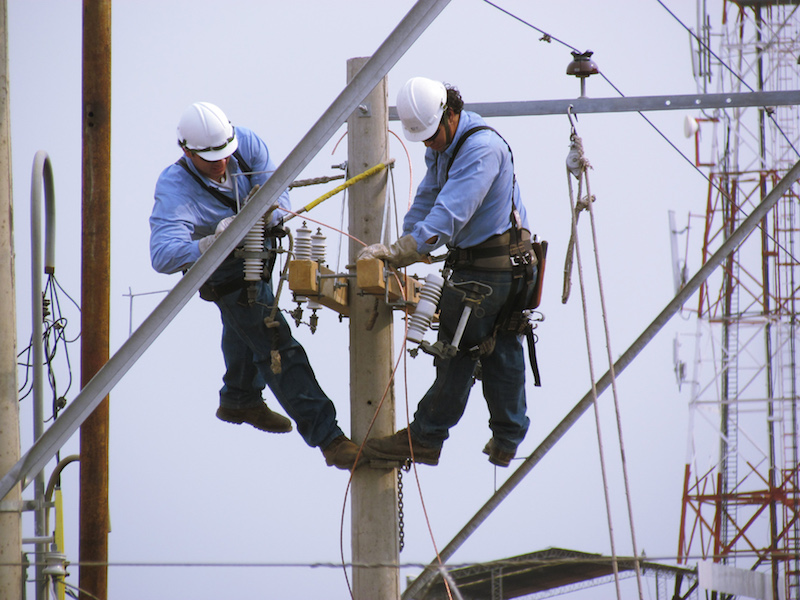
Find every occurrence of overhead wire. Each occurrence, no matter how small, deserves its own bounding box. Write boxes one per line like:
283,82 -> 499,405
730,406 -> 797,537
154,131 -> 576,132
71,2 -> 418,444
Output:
482,0 -> 800,270
657,0 -> 800,158
10,548 -> 770,569
389,129 -> 415,211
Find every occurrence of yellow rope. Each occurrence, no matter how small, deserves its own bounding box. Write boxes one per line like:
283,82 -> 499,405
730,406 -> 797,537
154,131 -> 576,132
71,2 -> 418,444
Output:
286,158 -> 395,221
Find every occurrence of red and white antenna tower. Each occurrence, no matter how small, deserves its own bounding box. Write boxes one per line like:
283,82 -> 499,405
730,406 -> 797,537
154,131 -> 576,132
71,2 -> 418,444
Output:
677,2 -> 800,599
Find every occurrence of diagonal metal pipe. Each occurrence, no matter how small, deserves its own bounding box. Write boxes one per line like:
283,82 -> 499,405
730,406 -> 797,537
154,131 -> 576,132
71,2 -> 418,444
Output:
402,159 -> 800,600
0,0 -> 453,501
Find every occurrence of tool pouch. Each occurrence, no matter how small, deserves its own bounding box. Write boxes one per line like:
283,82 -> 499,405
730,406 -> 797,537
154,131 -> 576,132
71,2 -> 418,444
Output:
528,240 -> 547,310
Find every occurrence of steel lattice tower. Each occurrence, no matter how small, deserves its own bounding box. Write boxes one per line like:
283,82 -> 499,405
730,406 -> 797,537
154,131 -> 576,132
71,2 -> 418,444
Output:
677,2 -> 800,599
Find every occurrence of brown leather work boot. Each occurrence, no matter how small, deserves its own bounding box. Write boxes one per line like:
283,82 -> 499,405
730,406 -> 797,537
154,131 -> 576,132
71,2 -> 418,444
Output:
216,403 -> 293,433
364,428 -> 440,465
482,438 -> 516,467
322,435 -> 361,470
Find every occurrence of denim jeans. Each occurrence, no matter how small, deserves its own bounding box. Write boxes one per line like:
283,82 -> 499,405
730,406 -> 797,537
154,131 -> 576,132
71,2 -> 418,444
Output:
215,280 -> 343,449
410,267 -> 532,453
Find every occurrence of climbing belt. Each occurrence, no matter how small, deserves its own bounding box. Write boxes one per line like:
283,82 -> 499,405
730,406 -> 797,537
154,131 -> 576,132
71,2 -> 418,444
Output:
563,111 -> 645,600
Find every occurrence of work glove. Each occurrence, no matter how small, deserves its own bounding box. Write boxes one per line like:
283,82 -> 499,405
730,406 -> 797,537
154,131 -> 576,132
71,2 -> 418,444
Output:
357,234 -> 427,268
198,184 -> 263,254
243,183 -> 261,204
198,216 -> 236,254
266,220 -> 288,239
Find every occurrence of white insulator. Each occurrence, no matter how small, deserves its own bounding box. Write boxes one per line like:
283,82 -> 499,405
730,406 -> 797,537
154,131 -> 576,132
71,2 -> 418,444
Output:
307,228 -> 325,309
294,222 -> 312,260
243,215 -> 265,282
407,273 -> 444,344
292,221 -> 320,308
311,228 -> 326,266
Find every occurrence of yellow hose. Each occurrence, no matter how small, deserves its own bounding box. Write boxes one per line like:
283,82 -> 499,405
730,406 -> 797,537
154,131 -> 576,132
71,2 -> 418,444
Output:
287,158 -> 395,221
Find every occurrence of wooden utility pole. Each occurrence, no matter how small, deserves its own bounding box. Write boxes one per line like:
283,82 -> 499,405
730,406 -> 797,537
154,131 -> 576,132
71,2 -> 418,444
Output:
347,57 -> 400,599
79,1 -> 111,599
0,1 -> 23,598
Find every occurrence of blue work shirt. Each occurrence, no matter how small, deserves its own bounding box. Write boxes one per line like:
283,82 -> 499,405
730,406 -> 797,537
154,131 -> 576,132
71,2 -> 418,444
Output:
402,110 -> 528,254
150,126 -> 290,285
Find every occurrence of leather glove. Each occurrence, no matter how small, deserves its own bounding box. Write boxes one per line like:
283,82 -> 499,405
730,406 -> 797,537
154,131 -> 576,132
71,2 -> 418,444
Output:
357,234 -> 426,268
198,216 -> 236,254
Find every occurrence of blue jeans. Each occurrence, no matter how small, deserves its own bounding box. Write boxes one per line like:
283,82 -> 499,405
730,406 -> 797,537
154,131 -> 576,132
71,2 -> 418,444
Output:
215,280 -> 343,449
410,267 -> 532,453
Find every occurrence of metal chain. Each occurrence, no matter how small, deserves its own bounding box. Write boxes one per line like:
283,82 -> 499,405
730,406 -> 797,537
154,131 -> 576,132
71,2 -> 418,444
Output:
397,460 -> 410,552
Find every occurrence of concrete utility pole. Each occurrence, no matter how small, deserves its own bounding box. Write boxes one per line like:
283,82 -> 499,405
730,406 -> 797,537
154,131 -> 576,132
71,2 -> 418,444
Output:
0,1 -> 23,599
347,57 -> 400,599
79,1 -> 111,599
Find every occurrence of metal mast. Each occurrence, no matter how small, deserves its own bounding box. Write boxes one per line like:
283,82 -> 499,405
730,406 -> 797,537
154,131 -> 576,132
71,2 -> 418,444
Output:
678,2 -> 800,599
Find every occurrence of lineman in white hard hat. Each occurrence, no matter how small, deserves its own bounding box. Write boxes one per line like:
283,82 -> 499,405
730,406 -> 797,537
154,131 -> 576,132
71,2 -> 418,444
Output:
178,101 -> 239,161
395,76 -> 447,142
361,78 -> 537,469
150,101 -> 361,470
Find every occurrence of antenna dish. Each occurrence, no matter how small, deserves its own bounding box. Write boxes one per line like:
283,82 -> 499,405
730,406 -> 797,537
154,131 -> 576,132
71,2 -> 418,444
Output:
683,115 -> 699,138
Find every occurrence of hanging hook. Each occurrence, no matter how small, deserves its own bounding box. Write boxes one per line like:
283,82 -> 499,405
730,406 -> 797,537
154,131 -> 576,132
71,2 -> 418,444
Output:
566,107 -> 584,179
567,104 -> 579,137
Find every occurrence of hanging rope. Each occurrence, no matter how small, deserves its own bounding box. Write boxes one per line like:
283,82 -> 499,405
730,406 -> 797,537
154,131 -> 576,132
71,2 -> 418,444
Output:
563,107 -> 645,600
561,123 -> 594,304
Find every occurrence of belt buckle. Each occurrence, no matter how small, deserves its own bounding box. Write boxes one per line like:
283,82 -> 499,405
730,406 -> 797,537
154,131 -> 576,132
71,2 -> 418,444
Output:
510,252 -> 531,267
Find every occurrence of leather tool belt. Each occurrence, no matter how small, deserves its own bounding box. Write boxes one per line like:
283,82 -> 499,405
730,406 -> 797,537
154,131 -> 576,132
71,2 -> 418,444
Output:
446,228 -> 536,271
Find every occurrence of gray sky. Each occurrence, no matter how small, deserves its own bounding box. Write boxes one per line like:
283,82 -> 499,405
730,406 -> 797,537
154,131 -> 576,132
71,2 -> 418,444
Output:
9,1 -> 715,598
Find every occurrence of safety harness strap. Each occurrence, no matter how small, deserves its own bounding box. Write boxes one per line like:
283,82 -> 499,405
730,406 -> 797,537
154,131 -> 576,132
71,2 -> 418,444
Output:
175,149 -> 252,214
445,125 -> 543,386
445,126 -> 533,272
177,150 -> 275,302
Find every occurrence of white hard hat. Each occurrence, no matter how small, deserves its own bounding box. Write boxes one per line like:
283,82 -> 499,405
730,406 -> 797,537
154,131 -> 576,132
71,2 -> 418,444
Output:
177,102 -> 238,161
396,77 -> 447,142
